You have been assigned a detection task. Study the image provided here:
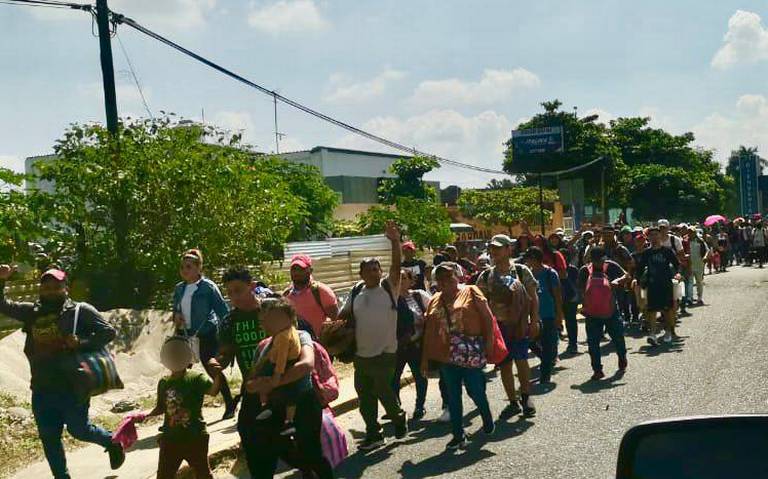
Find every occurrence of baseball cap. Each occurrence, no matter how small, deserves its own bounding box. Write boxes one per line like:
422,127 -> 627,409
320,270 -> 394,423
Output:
434,261 -> 461,276
402,241 -> 416,251
290,254 -> 313,270
582,230 -> 595,237
489,234 -> 515,247
633,226 -> 644,233
40,268 -> 67,282
620,225 -> 633,234
658,219 -> 670,228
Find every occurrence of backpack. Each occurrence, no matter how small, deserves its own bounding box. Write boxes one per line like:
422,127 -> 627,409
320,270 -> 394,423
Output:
257,337 -> 339,407
396,296 -> 416,343
311,341 -> 339,407
478,265 -> 532,340
348,279 -> 397,322
582,263 -> 615,319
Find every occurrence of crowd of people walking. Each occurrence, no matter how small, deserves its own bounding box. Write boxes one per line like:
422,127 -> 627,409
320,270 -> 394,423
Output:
0,214 -> 765,478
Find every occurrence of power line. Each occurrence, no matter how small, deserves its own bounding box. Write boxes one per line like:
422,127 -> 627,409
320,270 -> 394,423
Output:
113,13 -> 511,176
0,0 -> 90,10
115,31 -> 153,119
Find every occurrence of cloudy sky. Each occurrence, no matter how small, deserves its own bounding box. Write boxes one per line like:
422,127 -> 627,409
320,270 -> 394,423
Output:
2,0 -> 768,187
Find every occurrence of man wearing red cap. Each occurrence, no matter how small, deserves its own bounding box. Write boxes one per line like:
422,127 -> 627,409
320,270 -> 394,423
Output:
401,241 -> 429,291
282,254 -> 339,337
0,264 -> 124,478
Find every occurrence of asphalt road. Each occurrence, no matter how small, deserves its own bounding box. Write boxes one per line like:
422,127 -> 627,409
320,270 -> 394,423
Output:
279,265 -> 768,479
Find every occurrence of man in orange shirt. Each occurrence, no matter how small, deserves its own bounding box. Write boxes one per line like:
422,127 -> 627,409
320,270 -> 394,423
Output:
282,255 -> 339,337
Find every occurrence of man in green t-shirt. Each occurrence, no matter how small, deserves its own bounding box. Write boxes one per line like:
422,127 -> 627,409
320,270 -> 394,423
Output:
219,267 -> 268,380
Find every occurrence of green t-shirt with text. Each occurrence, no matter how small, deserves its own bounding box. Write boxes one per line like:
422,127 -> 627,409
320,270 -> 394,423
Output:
219,308 -> 267,376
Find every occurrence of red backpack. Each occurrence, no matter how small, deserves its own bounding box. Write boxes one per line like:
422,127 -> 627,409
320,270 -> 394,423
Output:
582,263 -> 615,319
312,341 -> 340,407
256,338 -> 339,407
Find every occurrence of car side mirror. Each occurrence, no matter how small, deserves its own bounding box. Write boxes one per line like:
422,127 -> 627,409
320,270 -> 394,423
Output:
616,415 -> 768,479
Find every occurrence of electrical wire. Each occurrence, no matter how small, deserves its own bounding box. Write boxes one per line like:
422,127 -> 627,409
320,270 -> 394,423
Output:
0,0 -> 90,10
116,31 -> 153,119
113,13 -> 512,176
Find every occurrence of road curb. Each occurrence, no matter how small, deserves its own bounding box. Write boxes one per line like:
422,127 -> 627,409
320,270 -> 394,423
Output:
178,372 -> 417,477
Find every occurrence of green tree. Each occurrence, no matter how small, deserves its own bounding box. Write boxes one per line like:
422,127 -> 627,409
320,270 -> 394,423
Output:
0,168 -> 54,265
257,158 -> 339,241
486,178 -> 516,190
378,156 -> 440,204
357,197 -> 454,248
504,100 -> 621,205
458,187 -> 559,233
36,116 -> 317,308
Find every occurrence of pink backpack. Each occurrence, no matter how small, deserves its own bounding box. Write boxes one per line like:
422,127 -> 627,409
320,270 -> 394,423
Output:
312,342 -> 339,407
583,263 -> 615,319
256,337 -> 339,407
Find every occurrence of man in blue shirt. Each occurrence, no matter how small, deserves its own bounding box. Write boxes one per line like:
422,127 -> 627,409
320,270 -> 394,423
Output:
523,247 -> 564,384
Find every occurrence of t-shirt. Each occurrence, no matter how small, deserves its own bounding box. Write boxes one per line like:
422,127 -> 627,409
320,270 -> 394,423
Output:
219,308 -> 267,376
403,290 -> 431,340
542,249 -> 567,276
476,262 -> 538,323
157,370 -> 212,439
635,247 -> 679,284
401,259 -> 428,290
426,285 -> 490,337
340,282 -> 398,358
662,235 -> 683,254
284,281 -> 338,337
534,267 -> 560,320
180,279 -> 201,330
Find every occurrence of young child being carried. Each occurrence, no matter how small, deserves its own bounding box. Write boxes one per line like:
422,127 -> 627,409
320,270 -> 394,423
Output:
250,296 -> 313,436
134,336 -> 223,479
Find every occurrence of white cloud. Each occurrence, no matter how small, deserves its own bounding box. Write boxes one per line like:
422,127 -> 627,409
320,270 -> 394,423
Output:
210,110 -> 305,153
247,0 -> 328,35
0,155 -> 26,174
692,94 -> 768,164
712,10 -> 768,70
29,0 -> 217,29
335,109 -> 514,187
410,68 -> 540,108
324,69 -> 406,104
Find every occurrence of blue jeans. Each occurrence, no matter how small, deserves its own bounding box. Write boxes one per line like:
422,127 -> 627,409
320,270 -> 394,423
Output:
393,343 -> 428,411
441,364 -> 493,440
32,391 -> 113,479
585,313 -> 627,373
540,318 -> 559,379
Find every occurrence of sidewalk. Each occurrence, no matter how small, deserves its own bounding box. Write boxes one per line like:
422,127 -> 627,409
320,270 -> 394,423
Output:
11,366 -> 409,479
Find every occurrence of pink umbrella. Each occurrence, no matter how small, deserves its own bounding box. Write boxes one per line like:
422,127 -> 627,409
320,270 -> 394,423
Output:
704,214 -> 727,227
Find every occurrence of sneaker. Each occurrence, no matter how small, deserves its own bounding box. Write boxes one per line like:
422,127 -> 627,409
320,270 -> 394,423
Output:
521,396 -> 536,417
412,408 -> 426,421
696,299 -> 704,306
255,408 -> 273,421
393,412 -> 408,439
446,435 -> 468,451
539,374 -> 552,384
222,402 -> 238,420
482,420 -> 496,435
618,356 -> 628,372
591,370 -> 606,381
107,443 -> 125,470
500,401 -> 522,419
358,434 -> 385,451
280,422 -> 296,437
436,408 -> 451,423
662,332 -> 673,344
646,335 -> 658,347
565,344 -> 578,354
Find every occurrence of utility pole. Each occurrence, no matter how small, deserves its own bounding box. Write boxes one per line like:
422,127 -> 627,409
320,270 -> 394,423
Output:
601,163 -> 607,225
95,0 -> 119,135
273,92 -> 280,154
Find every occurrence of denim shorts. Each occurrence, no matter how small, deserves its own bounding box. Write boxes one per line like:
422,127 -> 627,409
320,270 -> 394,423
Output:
502,337 -> 530,362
